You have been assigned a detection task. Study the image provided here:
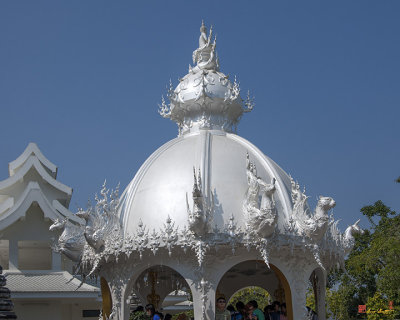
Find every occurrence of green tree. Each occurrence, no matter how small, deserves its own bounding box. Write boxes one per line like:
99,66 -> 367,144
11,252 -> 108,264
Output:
129,311 -> 150,320
328,200 -> 400,319
228,286 -> 271,311
171,310 -> 194,320
366,292 -> 395,320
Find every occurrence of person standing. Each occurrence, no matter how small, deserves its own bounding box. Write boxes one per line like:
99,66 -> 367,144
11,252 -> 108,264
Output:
269,301 -> 281,320
246,300 -> 265,320
279,303 -> 287,320
216,297 -> 231,320
145,304 -> 161,320
232,301 -> 245,320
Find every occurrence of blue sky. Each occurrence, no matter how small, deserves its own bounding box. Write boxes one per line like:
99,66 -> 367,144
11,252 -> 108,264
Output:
0,1 -> 399,232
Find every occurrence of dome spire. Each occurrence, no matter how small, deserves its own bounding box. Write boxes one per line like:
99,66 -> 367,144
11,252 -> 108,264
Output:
158,22 -> 255,135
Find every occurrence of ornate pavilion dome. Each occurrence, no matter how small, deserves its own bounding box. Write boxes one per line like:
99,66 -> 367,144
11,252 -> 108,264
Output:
119,128 -> 294,236
119,21 -> 293,236
53,22 -> 363,320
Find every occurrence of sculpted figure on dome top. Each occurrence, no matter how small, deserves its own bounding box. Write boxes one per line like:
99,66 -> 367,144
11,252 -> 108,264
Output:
191,22 -> 218,72
186,168 -> 212,236
199,20 -> 208,48
243,153 -> 278,238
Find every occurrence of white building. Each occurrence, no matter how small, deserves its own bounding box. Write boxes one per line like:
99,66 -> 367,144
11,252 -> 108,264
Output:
0,143 -> 101,320
60,22 -> 362,320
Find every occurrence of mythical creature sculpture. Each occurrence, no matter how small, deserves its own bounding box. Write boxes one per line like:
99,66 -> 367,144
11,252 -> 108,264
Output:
290,177 -> 335,241
49,218 -> 85,262
295,196 -> 335,241
77,182 -> 122,252
343,219 -> 364,254
76,208 -> 105,252
186,168 -> 212,236
243,153 -> 278,238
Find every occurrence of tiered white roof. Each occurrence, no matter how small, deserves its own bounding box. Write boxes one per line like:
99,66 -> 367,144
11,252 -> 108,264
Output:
0,143 -> 81,231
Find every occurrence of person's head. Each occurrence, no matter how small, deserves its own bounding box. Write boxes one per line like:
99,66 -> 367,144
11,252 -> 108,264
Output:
244,305 -> 252,316
227,304 -> 235,313
266,305 -> 274,313
236,301 -> 245,313
272,301 -> 280,312
216,297 -> 227,311
247,300 -> 258,313
145,304 -> 156,316
134,306 -> 144,313
164,314 -> 172,320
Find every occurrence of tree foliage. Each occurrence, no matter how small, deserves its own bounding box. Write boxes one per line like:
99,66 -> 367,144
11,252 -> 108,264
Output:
228,286 -> 271,311
129,311 -> 150,320
328,200 -> 400,319
171,310 -> 194,320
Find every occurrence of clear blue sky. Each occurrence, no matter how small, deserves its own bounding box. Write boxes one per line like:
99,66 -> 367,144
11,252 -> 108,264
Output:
1,1 -> 399,232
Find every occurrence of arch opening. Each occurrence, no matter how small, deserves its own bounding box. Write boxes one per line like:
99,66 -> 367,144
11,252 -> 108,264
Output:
101,277 -> 112,320
217,260 -> 293,320
127,265 -> 193,318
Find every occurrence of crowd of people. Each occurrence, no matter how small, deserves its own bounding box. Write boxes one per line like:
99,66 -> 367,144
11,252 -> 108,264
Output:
131,300 -> 318,320
131,304 -> 172,320
216,297 -> 288,320
216,297 -> 318,320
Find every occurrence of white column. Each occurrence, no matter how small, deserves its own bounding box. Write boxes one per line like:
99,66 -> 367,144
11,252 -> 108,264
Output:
316,273 -> 326,320
8,240 -> 18,270
288,273 -> 309,320
52,251 -> 62,270
121,284 -> 131,320
189,279 -> 216,320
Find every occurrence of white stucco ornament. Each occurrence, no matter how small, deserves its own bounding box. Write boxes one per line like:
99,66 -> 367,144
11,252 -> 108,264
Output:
51,23 -> 364,320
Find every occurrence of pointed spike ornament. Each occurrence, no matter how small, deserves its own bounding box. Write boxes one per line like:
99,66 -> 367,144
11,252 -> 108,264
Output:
244,90 -> 255,113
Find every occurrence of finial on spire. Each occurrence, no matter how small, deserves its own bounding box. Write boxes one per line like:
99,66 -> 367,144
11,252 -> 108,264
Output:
200,20 -> 206,33
192,21 -> 218,72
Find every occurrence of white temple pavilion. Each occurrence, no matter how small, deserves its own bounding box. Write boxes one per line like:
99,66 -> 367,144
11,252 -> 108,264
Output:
5,23 -> 362,320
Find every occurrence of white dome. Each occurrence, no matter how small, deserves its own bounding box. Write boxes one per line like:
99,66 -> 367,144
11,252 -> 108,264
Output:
119,130 -> 293,236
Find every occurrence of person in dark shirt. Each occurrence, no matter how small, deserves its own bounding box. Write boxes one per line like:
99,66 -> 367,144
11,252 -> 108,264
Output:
264,305 -> 274,320
231,301 -> 245,320
269,301 -> 281,320
145,304 -> 161,320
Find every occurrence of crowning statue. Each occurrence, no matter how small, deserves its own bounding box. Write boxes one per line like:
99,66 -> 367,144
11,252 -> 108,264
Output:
50,22 -> 365,320
191,21 -> 219,73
